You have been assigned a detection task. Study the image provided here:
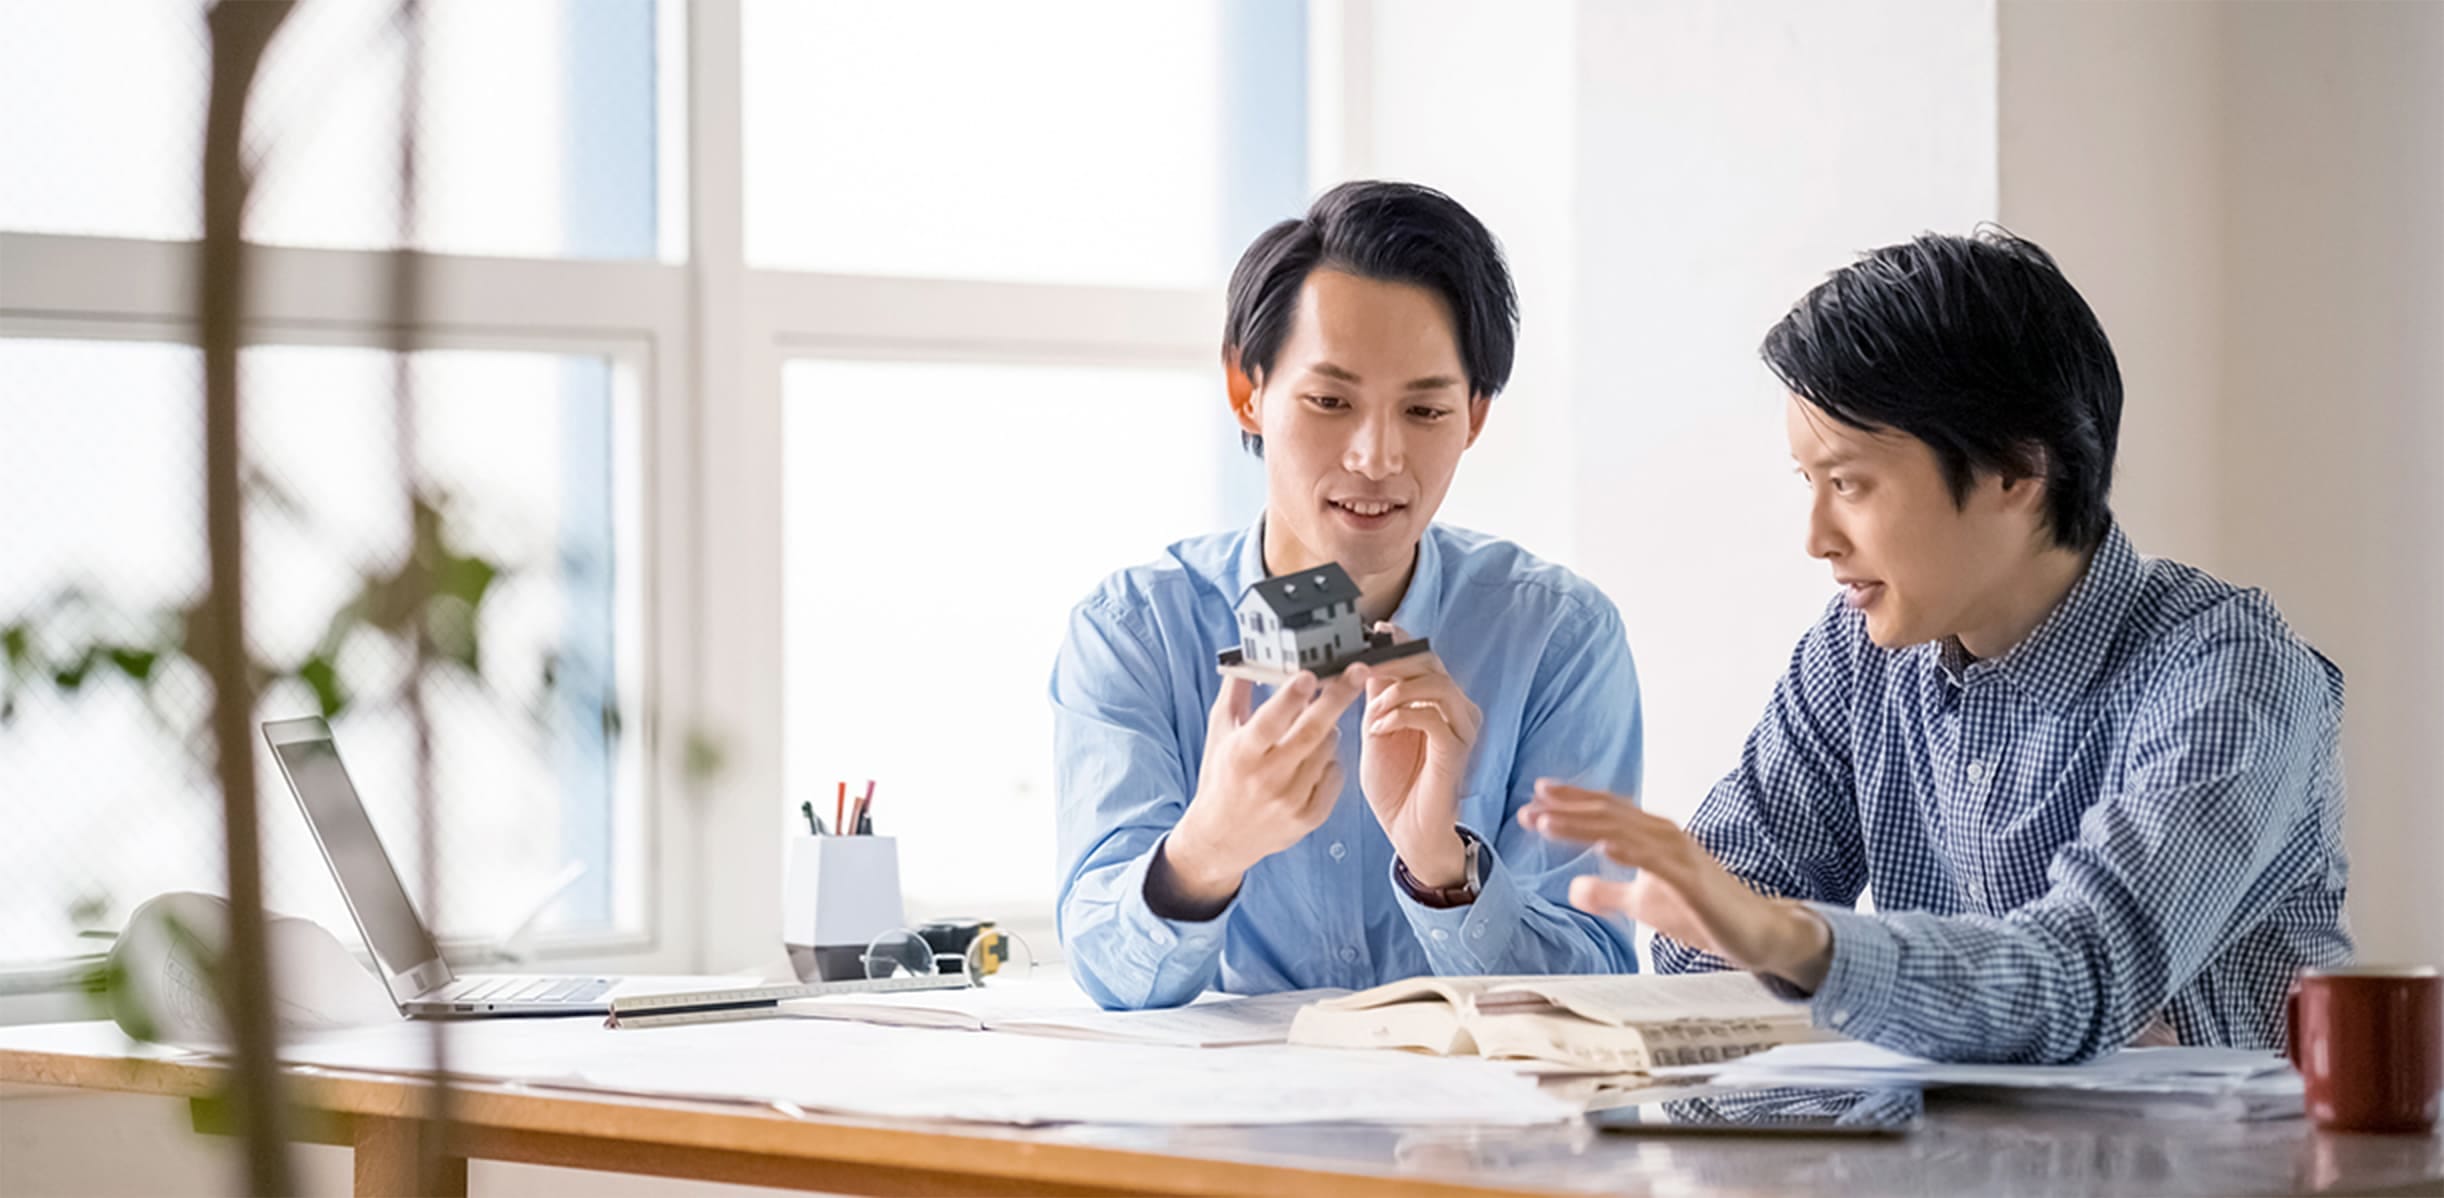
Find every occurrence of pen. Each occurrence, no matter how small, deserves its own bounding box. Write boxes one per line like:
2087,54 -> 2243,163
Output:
835,781 -> 847,834
800,800 -> 826,836
855,781 -> 875,835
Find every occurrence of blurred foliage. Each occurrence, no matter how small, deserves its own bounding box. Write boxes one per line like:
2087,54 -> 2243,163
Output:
1,491 -> 515,736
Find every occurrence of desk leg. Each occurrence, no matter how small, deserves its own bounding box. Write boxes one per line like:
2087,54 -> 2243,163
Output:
352,1115 -> 467,1198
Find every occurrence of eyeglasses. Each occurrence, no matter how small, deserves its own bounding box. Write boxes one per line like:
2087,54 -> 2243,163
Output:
861,919 -> 1035,985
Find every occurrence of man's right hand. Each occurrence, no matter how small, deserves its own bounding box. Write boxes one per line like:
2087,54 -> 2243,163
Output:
1156,666 -> 1372,914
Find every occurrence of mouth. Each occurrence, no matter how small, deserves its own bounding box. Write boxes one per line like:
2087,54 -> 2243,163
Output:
1839,580 -> 1886,611
1326,497 -> 1407,530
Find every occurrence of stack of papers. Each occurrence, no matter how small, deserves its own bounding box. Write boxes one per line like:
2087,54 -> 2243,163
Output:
249,1016 -> 1583,1127
1666,1042 -> 2302,1121
777,975 -> 1342,1047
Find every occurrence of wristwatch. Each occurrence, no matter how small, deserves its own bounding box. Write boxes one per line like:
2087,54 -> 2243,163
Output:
1396,828 -> 1482,908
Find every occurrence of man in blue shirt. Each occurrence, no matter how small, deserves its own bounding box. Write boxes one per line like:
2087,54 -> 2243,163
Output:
1525,229 -> 2350,1063
1054,182 -> 1642,1010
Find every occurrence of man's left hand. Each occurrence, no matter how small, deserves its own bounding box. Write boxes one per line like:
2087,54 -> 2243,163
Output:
1520,780 -> 1833,990
1358,624 -> 1481,889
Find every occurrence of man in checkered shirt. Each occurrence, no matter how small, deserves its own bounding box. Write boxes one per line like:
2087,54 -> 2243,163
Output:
1524,229 -> 2349,1064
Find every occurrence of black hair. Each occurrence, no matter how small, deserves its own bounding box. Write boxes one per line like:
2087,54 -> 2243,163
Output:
1222,180 -> 1519,456
1760,226 -> 2122,550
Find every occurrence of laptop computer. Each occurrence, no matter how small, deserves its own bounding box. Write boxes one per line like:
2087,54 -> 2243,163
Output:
262,715 -> 621,1016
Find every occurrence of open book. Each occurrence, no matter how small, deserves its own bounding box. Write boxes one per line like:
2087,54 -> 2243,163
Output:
1289,971 -> 1836,1072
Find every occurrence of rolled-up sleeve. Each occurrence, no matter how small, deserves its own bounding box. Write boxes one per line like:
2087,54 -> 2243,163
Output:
1051,594 -> 1227,1009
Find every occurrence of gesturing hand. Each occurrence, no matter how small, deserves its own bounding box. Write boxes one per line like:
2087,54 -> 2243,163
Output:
1521,780 -> 1832,990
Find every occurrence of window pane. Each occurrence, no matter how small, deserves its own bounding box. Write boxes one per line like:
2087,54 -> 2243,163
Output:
0,0 -> 671,259
744,0 -> 1236,287
0,340 -> 643,966
782,360 -> 1226,912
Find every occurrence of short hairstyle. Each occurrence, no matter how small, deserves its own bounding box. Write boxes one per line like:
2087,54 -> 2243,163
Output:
1223,180 -> 1519,456
1760,227 -> 2123,550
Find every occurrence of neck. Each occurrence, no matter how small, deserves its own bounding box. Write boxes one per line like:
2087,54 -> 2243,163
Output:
1261,516 -> 1417,627
1955,539 -> 2096,661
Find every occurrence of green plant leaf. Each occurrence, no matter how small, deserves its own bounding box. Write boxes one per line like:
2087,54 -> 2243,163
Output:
106,647 -> 160,684
296,653 -> 348,717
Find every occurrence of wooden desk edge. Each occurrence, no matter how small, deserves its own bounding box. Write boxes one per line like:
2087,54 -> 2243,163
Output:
0,1046 -> 1563,1198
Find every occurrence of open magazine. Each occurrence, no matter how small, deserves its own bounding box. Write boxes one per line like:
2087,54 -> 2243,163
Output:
1289,971 -> 1838,1072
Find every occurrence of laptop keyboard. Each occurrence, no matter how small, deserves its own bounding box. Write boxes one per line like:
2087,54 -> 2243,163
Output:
436,976 -> 616,1005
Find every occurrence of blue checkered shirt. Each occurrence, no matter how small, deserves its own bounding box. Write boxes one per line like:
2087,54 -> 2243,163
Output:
1654,525 -> 2351,1063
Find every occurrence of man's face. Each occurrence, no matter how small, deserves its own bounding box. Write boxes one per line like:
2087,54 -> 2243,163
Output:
1235,269 -> 1488,581
1784,394 -> 2042,649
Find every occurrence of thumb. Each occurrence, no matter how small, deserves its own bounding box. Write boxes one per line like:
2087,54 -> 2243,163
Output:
1569,875 -> 1640,917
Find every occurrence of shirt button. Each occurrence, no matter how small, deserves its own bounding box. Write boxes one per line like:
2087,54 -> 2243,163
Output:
1338,946 -> 1359,964
1968,881 -> 1986,903
1832,1009 -> 1852,1027
1152,928 -> 1174,947
1966,761 -> 1987,784
1328,841 -> 1347,862
1430,928 -> 1449,942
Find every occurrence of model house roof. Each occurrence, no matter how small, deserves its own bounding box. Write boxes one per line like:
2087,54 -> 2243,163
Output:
1238,562 -> 1362,628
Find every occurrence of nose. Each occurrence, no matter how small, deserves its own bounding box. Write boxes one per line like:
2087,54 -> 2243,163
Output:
1805,488 -> 1845,561
1343,410 -> 1403,481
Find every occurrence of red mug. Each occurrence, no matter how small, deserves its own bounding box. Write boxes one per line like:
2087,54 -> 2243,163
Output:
2287,966 -> 2443,1133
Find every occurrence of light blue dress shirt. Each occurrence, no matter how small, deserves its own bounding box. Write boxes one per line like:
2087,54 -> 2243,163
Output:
1053,518 -> 1644,1010
1656,525 -> 2351,1062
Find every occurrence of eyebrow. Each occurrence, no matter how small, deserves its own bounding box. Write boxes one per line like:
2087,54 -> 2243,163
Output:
1793,449 -> 1863,471
1308,362 -> 1465,392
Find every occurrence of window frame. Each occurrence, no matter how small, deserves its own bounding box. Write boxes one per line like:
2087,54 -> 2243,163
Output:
0,0 -> 1352,978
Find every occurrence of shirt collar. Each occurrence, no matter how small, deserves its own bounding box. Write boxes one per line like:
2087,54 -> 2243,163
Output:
1941,522 -> 2144,711
1232,513 -> 1445,642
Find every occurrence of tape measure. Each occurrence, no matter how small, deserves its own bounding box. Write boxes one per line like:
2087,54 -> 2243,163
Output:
917,918 -> 1009,977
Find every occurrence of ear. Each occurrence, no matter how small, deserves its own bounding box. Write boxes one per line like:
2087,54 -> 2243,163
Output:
1995,445 -> 2051,518
1463,394 -> 1492,449
1225,349 -> 1263,437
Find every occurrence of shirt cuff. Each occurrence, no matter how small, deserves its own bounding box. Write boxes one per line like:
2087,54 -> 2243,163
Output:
1105,835 -> 1232,1006
1394,823 -> 1519,973
1795,902 -> 1903,1039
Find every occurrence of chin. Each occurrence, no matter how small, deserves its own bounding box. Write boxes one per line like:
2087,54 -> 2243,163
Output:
1861,612 -> 1926,649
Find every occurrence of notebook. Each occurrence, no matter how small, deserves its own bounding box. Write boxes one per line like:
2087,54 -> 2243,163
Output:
1289,971 -> 1838,1072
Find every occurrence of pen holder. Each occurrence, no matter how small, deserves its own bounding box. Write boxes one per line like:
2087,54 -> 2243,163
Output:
782,835 -> 907,982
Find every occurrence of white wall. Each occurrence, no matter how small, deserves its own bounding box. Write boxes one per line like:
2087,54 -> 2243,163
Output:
1566,0 -> 2001,827
1353,0 -> 2001,834
2002,0 -> 2444,966
2215,0 -> 2444,967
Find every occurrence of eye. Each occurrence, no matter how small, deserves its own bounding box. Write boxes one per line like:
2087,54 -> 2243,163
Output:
1408,405 -> 1451,422
1829,475 -> 1857,495
1304,394 -> 1347,411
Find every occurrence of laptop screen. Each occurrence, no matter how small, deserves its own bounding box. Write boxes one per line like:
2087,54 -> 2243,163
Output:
263,720 -> 445,991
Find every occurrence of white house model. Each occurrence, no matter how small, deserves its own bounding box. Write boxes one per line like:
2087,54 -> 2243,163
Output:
1233,562 -> 1367,673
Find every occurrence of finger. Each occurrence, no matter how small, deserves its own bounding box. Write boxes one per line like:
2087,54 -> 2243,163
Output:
1526,807 -> 1673,851
1532,778 -> 1636,805
1281,733 -> 1340,810
1367,677 -> 1478,743
1366,701 -> 1456,746
1243,672 -> 1318,741
1569,875 -> 1640,916
1278,666 -> 1368,756
1209,674 -> 1254,733
1299,758 -> 1347,821
1365,675 -> 1447,716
